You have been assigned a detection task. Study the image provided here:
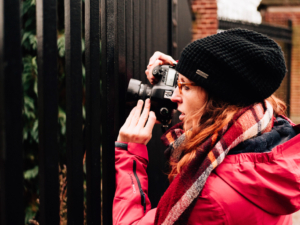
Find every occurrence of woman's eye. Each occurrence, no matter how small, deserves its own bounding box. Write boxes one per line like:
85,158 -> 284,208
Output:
183,85 -> 190,91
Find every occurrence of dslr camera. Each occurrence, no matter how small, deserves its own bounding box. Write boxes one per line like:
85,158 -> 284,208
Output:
126,65 -> 178,126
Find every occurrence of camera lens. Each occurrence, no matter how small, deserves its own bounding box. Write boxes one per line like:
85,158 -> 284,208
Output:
126,79 -> 142,106
126,79 -> 152,108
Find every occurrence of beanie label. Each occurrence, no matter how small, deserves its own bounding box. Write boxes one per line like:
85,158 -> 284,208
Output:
196,69 -> 209,79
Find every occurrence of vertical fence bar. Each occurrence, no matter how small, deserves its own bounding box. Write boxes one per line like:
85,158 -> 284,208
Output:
125,0 -> 133,82
286,42 -> 292,116
133,0 -> 140,79
151,0 -> 158,51
286,20 -> 292,117
36,0 -> 59,224
140,0 -> 146,83
0,0 -> 23,224
117,0 -> 127,125
158,0 -> 169,53
65,0 -> 84,224
85,0 -> 101,224
177,0 -> 192,58
146,0 -> 171,208
146,0 -> 152,61
101,0 -> 116,224
170,0 -> 178,59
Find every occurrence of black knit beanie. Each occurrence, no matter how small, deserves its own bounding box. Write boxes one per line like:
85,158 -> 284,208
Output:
176,28 -> 286,106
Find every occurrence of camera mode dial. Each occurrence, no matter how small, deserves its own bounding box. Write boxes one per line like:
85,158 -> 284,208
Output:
160,107 -> 169,116
152,66 -> 163,78
152,68 -> 159,76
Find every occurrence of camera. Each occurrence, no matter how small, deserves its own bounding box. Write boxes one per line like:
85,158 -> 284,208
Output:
126,65 -> 178,126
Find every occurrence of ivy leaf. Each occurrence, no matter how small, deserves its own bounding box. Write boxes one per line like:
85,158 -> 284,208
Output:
24,96 -> 34,109
32,56 -> 38,75
24,96 -> 35,112
29,34 -> 37,50
34,79 -> 38,96
24,165 -> 39,180
22,0 -> 32,16
22,32 -> 31,50
58,107 -> 66,135
25,17 -> 34,30
25,205 -> 37,225
22,56 -> 33,78
23,129 -> 28,141
57,35 -> 65,57
81,38 -> 85,52
30,119 -> 39,143
24,96 -> 35,121
82,106 -> 86,120
82,64 -> 85,82
22,32 -> 37,51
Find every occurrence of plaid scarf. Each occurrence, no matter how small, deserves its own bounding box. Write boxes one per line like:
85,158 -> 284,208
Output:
155,101 -> 274,225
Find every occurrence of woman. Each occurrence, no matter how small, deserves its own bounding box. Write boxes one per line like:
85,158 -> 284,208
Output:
113,29 -> 300,225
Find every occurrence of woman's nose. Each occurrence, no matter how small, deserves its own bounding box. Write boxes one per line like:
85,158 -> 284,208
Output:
170,87 -> 182,103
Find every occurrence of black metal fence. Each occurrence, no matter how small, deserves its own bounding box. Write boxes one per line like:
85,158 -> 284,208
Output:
0,0 -> 192,224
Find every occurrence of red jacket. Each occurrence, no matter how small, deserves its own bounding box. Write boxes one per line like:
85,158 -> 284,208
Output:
114,124 -> 300,225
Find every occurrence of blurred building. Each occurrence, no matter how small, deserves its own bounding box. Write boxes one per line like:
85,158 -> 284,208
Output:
191,0 -> 300,123
258,0 -> 300,124
191,0 -> 218,40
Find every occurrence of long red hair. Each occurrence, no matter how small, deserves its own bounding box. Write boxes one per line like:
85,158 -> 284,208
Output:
168,93 -> 287,181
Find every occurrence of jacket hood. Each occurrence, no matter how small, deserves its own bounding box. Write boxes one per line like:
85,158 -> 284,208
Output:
215,117 -> 300,215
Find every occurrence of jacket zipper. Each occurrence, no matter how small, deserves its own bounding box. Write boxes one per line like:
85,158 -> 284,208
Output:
133,160 -> 146,213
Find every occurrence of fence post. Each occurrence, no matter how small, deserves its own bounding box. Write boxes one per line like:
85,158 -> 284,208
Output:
140,0 -> 146,83
0,0 -> 23,224
36,0 -> 60,224
133,0 -> 140,81
65,0 -> 84,223
101,0 -> 117,223
170,0 -> 178,59
144,0 -> 171,208
85,0 -> 101,223
116,0 -> 127,125
125,0 -> 133,84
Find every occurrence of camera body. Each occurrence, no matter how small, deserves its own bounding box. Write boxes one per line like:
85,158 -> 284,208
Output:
126,65 -> 178,125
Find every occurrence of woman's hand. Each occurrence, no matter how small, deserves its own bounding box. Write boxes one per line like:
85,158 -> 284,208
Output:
145,51 -> 176,85
117,99 -> 156,145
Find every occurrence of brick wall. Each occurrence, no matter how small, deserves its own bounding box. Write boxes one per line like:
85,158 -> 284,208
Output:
261,7 -> 300,123
191,0 -> 218,41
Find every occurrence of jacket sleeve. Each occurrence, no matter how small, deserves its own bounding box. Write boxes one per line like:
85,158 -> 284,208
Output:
113,142 -> 156,225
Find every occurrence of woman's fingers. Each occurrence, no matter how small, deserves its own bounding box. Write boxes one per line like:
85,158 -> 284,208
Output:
148,51 -> 176,66
121,106 -> 136,129
137,99 -> 151,128
128,100 -> 144,128
144,111 -> 156,138
147,59 -> 162,70
118,99 -> 156,145
146,60 -> 161,85
146,52 -> 176,85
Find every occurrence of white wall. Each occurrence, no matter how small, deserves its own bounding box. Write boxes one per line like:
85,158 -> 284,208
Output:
217,0 -> 262,23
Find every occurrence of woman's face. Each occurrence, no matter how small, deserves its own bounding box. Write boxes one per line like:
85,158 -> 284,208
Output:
171,74 -> 208,129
